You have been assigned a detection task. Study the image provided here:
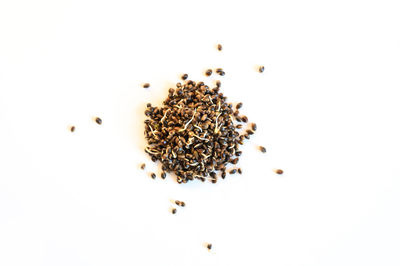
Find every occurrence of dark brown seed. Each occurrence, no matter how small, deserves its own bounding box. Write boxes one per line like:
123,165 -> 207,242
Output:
146,103 -> 152,107
238,168 -> 242,174
235,151 -> 242,156
231,158 -> 239,164
70,126 -> 75,132
161,172 -> 166,179
241,116 -> 248,123
259,146 -> 266,153
151,173 -> 156,179
143,83 -> 150,88
140,163 -> 146,170
236,124 -> 242,129
175,200 -> 181,206
95,117 -> 102,125
221,172 -> 226,179
275,169 -> 284,175
246,129 -> 254,135
217,44 -> 222,51
205,69 -> 212,76
259,66 -> 265,73
236,102 -> 243,109
211,179 -> 217,183
172,208 -> 177,214
229,169 -> 236,174
244,134 -> 250,139
180,201 -> 185,207
207,243 -> 212,250
218,71 -> 225,76
181,74 -> 188,80
216,80 -> 221,87
251,123 -> 257,131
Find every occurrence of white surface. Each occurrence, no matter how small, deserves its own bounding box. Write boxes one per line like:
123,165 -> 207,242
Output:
1,0 -> 400,265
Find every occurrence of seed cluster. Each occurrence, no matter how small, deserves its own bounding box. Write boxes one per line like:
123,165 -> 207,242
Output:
144,79 -> 254,184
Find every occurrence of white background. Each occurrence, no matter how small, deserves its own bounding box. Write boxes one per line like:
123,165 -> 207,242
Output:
1,0 -> 400,265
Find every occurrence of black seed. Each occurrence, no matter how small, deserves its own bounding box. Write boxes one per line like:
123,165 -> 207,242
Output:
161,172 -> 166,179
143,83 -> 150,88
180,201 -> 185,207
146,103 -> 152,107
217,44 -> 222,51
229,169 -> 236,174
70,126 -> 75,132
218,71 -> 225,76
275,169 -> 284,175
259,146 -> 266,153
207,243 -> 212,250
151,173 -> 156,179
238,168 -> 242,174
172,208 -> 177,214
246,129 -> 254,135
221,171 -> 226,179
251,123 -> 257,131
259,66 -> 265,73
95,117 -> 102,125
205,69 -> 212,76
235,151 -> 242,156
140,163 -> 146,170
211,179 -> 217,183
181,74 -> 188,80
236,102 -> 243,109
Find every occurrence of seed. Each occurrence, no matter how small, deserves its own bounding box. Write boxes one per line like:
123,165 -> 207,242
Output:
229,169 -> 236,174
238,168 -> 242,174
140,163 -> 146,170
236,124 -> 242,129
146,103 -> 152,107
241,116 -> 248,123
181,73 -> 188,80
236,102 -> 243,109
235,151 -> 242,156
70,126 -> 75,132
259,146 -> 266,153
218,71 -> 225,76
217,44 -> 222,51
151,173 -> 156,179
95,117 -> 102,125
244,134 -> 250,139
207,243 -> 212,250
221,171 -> 226,179
246,129 -> 254,135
143,83 -> 150,88
216,80 -> 221,88
251,123 -> 257,131
180,201 -> 185,207
161,172 -> 166,179
259,66 -> 265,73
205,69 -> 212,76
175,200 -> 181,206
231,158 -> 239,164
275,169 -> 284,175
172,208 -> 177,214
211,178 -> 217,183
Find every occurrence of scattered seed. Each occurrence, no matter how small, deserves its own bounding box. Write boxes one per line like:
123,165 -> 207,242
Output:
221,171 -> 226,179
259,66 -> 265,73
95,117 -> 102,125
181,74 -> 188,80
161,172 -> 166,179
236,124 -> 242,129
216,80 -> 221,88
140,163 -> 146,170
175,200 -> 181,206
238,168 -> 242,174
217,44 -> 222,51
151,173 -> 156,179
180,201 -> 185,207
70,126 -> 75,132
205,69 -> 212,76
241,116 -> 248,123
236,102 -> 243,109
172,208 -> 177,214
259,146 -> 266,153
143,83 -> 150,88
251,123 -> 257,131
211,178 -> 217,183
275,169 -> 284,175
246,129 -> 254,135
207,243 -> 212,250
229,169 -> 237,174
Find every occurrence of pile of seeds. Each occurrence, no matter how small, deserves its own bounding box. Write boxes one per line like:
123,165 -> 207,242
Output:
144,79 -> 256,184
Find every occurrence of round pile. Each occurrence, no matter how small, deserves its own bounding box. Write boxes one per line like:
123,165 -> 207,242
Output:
144,79 -> 254,183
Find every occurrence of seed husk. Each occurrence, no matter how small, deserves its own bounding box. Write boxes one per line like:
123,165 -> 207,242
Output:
95,117 -> 102,125
259,146 -> 266,153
